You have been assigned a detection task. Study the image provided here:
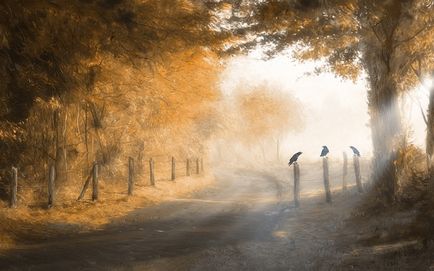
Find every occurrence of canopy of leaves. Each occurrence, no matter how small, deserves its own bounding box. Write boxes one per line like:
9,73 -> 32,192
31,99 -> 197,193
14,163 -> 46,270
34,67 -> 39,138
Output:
216,0 -> 434,88
0,0 -> 230,192
0,0 -> 223,121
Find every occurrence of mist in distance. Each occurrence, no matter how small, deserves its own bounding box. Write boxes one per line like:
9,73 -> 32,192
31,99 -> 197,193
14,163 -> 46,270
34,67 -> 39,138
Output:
217,54 -> 427,164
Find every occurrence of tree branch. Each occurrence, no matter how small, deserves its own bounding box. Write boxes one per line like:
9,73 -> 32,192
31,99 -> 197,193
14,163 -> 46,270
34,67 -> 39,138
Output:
395,21 -> 433,48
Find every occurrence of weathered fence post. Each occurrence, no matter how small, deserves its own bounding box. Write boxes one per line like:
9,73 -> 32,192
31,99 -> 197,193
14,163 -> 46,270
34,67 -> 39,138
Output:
171,157 -> 176,181
322,157 -> 332,203
48,164 -> 55,208
92,162 -> 99,201
10,167 -> 17,208
128,157 -> 134,196
186,159 -> 191,176
196,158 -> 200,174
77,167 -> 93,201
149,158 -> 155,186
293,162 -> 300,207
342,152 -> 348,191
353,155 -> 363,193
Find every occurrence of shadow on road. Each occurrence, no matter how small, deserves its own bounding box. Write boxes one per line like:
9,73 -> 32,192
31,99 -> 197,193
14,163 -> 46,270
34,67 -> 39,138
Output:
0,167 -> 386,271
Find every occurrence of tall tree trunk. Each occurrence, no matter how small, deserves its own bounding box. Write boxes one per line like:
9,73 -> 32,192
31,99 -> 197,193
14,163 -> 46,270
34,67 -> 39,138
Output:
367,73 -> 402,202
362,0 -> 404,202
364,43 -> 400,200
426,76 -> 434,199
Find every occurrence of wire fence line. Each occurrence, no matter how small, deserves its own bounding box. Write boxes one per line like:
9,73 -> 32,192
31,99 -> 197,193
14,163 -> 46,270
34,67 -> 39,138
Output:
3,155 -> 205,209
289,155 -> 370,207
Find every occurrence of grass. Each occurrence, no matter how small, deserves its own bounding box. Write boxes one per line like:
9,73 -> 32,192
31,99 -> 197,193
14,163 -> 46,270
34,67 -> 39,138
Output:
0,173 -> 214,249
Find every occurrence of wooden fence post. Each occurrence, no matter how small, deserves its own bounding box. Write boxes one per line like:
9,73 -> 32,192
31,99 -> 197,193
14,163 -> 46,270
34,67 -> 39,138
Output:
293,162 -> 300,207
322,157 -> 332,203
171,157 -> 176,181
92,162 -> 99,201
128,157 -> 134,196
196,158 -> 200,174
149,158 -> 155,186
77,167 -> 93,201
48,165 -> 55,208
10,167 -> 17,208
342,152 -> 348,191
353,155 -> 363,193
186,159 -> 191,176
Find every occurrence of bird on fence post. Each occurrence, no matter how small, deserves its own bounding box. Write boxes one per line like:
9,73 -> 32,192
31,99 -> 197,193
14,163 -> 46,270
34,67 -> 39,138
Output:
288,152 -> 302,207
320,146 -> 332,203
350,146 -> 361,157
320,146 -> 329,157
288,152 -> 302,166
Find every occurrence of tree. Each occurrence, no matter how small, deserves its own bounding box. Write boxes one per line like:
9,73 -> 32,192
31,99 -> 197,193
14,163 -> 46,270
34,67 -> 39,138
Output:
0,0 -> 225,193
214,84 -> 303,163
216,0 -> 434,201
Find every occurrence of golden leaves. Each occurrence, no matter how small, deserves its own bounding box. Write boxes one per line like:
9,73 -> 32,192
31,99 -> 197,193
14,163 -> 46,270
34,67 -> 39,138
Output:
232,85 -> 304,144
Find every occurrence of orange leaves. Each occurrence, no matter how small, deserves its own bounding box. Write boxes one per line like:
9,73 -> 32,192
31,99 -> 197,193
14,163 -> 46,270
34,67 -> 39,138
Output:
232,86 -> 303,145
146,49 -> 220,129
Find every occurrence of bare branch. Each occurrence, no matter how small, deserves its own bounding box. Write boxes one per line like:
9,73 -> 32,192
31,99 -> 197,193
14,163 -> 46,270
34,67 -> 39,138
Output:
395,20 -> 434,48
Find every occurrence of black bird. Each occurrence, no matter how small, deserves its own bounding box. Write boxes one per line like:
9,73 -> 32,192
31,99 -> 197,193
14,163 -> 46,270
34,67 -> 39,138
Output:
350,146 -> 361,157
320,146 -> 329,157
288,152 -> 302,166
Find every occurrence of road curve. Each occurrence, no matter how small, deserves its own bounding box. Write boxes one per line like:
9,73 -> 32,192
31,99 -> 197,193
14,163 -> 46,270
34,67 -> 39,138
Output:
0,168 -> 338,271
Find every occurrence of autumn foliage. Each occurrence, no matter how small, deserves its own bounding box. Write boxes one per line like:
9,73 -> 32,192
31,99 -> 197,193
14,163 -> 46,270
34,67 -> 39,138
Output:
0,0 -> 225,202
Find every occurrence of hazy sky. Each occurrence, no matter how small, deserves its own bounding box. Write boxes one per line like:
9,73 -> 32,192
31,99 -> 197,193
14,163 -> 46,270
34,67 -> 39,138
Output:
220,54 -> 428,160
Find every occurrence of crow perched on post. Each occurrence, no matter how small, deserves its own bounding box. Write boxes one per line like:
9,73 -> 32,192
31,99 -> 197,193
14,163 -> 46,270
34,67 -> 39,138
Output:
350,146 -> 361,157
320,146 -> 329,157
288,152 -> 302,166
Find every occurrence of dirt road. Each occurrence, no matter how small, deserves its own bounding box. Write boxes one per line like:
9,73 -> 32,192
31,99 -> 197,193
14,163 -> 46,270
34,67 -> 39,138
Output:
0,168 -> 374,270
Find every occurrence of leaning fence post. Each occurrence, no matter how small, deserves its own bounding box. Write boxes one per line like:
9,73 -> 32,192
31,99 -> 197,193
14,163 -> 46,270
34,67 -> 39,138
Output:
10,167 -> 18,208
353,155 -> 363,193
128,157 -> 134,196
196,158 -> 200,174
186,159 -> 191,176
149,158 -> 155,186
293,162 -> 300,207
171,157 -> 176,181
322,157 -> 332,203
342,152 -> 348,191
48,164 -> 55,208
92,162 -> 99,201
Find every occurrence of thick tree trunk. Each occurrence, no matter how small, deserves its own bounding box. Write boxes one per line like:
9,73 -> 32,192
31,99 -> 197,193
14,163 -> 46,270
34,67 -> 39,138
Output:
363,1 -> 405,202
426,79 -> 434,199
366,60 -> 403,202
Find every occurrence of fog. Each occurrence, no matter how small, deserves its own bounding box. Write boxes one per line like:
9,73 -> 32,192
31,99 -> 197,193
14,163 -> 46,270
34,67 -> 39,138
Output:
217,54 -> 428,163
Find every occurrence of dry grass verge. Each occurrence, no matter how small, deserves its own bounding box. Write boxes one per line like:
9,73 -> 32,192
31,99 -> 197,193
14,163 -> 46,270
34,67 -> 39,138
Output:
0,174 -> 214,249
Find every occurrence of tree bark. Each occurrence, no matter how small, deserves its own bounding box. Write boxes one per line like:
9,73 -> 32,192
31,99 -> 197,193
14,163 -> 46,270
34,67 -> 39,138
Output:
366,64 -> 402,202
426,76 -> 434,199
362,2 -> 404,202
366,51 -> 407,203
